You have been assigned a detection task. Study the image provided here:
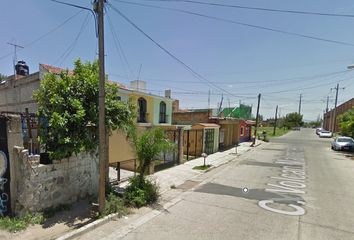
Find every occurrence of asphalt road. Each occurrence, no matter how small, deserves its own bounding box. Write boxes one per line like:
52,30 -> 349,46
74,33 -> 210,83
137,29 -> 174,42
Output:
77,129 -> 354,240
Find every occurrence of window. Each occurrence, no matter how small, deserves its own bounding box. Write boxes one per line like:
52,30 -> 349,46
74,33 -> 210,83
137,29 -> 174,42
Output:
159,101 -> 166,123
241,126 -> 244,136
138,97 -> 147,122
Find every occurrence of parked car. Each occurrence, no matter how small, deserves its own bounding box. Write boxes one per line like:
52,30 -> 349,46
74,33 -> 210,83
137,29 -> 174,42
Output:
294,126 -> 301,131
316,128 -> 323,135
319,131 -> 332,138
331,137 -> 354,151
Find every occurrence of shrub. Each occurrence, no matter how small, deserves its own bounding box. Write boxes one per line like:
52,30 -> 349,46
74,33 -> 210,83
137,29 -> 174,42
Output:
124,176 -> 159,208
100,192 -> 130,218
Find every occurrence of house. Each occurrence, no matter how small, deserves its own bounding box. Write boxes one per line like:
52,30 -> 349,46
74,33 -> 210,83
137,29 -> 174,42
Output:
108,80 -> 178,170
172,109 -> 241,149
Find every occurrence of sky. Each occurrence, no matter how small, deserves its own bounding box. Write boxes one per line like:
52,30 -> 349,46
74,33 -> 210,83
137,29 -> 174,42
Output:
1,0 -> 354,122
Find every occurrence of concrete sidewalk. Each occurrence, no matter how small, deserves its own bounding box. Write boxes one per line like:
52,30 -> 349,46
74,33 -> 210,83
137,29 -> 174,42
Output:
58,140 -> 263,240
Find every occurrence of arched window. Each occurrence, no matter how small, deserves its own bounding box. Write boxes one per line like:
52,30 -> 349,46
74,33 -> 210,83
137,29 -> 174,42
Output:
159,101 -> 166,123
138,97 -> 147,122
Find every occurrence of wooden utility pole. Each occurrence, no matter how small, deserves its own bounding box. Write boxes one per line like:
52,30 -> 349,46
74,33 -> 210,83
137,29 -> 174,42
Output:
273,105 -> 278,136
298,94 -> 303,115
252,94 -> 261,146
97,0 -> 106,213
331,84 -> 344,133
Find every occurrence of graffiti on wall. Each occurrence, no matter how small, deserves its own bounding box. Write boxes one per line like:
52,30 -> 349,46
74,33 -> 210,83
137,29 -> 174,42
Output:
0,151 -> 9,216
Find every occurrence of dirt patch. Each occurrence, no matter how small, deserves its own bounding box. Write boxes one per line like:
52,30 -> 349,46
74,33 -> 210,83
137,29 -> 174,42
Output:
0,198 -> 99,240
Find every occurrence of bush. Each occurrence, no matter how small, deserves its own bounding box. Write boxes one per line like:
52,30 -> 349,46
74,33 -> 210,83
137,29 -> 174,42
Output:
0,212 -> 44,232
124,176 -> 159,208
100,192 -> 130,218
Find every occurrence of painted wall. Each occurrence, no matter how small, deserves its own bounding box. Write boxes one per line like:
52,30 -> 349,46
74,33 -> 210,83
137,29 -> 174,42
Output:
131,93 -> 155,124
153,98 -> 172,125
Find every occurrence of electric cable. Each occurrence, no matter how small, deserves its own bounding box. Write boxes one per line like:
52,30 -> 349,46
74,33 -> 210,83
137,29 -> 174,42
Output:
108,3 -> 246,99
113,0 -> 354,47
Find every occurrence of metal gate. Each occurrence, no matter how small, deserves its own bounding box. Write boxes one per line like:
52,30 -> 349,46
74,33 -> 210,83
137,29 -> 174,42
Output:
0,117 -> 11,216
204,129 -> 215,154
154,129 -> 180,172
184,129 -> 203,160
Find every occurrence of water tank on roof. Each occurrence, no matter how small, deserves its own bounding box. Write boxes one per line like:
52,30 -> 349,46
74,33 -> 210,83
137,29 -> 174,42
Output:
15,60 -> 29,76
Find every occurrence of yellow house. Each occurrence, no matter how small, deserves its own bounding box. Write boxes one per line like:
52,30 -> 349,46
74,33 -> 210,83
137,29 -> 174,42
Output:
109,80 -> 175,169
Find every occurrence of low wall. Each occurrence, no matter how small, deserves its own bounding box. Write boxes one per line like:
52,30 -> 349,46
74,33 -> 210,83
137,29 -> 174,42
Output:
10,147 -> 99,217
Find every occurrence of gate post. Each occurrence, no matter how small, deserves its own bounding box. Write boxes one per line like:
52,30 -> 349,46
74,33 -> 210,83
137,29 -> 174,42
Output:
177,126 -> 184,164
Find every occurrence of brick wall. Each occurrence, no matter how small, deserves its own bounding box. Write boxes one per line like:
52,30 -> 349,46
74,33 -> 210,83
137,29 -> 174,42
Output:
0,72 -> 40,113
172,111 -> 210,125
324,97 -> 354,132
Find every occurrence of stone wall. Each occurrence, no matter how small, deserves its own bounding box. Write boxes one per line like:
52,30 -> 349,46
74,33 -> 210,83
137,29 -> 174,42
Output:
10,148 -> 99,217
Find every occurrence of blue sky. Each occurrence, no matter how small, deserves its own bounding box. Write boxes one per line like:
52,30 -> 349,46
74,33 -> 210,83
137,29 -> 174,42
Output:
1,0 -> 354,122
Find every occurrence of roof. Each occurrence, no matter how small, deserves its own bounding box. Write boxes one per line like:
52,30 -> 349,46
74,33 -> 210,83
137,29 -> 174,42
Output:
179,109 -> 193,113
40,63 -> 73,76
108,80 -> 132,91
192,123 -> 220,128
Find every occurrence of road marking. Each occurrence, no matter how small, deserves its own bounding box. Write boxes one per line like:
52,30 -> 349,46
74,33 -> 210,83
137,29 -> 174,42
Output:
258,148 -> 308,215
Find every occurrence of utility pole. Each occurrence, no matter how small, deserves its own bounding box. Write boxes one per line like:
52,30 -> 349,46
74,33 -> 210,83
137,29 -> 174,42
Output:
324,96 -> 329,129
298,94 -> 303,115
208,90 -> 210,109
331,84 -> 345,133
97,0 -> 106,214
7,42 -> 23,113
273,105 -> 278,136
252,94 -> 261,146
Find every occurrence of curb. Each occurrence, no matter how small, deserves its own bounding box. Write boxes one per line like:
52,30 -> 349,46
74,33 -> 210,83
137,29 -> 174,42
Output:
57,213 -> 120,240
57,142 -> 262,240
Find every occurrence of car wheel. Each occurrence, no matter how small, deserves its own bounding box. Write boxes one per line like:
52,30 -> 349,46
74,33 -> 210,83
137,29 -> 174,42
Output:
331,145 -> 334,150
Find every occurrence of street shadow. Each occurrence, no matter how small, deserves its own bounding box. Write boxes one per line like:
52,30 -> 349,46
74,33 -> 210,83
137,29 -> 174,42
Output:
195,182 -> 305,205
41,198 -> 98,229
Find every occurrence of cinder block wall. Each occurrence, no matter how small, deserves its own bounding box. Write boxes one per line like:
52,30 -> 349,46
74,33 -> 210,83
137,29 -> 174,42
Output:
0,72 -> 40,113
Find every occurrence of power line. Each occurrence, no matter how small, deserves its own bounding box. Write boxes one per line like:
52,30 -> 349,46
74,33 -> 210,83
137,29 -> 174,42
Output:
108,3 -> 245,99
113,0 -> 354,47
142,0 -> 354,18
106,13 -> 136,79
53,11 -> 92,66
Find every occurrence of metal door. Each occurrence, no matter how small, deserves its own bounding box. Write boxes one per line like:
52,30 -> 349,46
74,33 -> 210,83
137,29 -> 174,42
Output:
204,129 -> 215,154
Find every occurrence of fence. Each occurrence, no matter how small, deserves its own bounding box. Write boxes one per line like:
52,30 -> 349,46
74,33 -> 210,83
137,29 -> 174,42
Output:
154,129 -> 180,172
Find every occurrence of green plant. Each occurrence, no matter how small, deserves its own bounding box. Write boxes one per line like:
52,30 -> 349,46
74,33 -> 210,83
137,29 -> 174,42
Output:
124,176 -> 159,208
33,59 -> 137,160
126,126 -> 177,176
0,212 -> 44,233
99,193 -> 130,218
170,185 -> 177,189
193,165 -> 210,170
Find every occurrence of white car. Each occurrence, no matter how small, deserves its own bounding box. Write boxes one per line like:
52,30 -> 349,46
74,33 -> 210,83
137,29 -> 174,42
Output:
331,137 -> 354,151
319,131 -> 332,138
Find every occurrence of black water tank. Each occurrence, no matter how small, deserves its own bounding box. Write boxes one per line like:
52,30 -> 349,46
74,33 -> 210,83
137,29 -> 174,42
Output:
15,60 -> 29,76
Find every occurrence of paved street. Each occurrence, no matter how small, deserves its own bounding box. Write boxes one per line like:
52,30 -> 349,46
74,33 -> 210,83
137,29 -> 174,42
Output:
75,129 -> 354,240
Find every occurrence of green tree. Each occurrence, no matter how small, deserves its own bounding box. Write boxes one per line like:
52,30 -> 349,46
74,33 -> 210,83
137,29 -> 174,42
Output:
282,112 -> 304,129
338,107 -> 354,137
33,59 -> 137,160
0,73 -> 7,81
127,126 -> 177,176
310,121 -> 321,128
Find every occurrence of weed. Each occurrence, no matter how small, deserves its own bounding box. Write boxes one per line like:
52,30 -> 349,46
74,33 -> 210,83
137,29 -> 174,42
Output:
0,212 -> 44,233
99,193 -> 130,219
43,204 -> 72,219
170,185 -> 177,189
193,165 -> 210,170
124,176 -> 159,208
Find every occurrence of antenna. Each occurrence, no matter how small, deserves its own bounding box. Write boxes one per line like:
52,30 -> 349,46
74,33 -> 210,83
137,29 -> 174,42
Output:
137,63 -> 142,80
7,41 -> 24,113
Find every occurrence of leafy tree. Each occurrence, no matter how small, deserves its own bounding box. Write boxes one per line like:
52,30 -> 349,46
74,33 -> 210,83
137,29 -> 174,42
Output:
0,73 -> 7,81
127,126 -> 177,176
310,121 -> 321,128
338,107 -> 354,137
33,59 -> 137,160
282,112 -> 304,129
